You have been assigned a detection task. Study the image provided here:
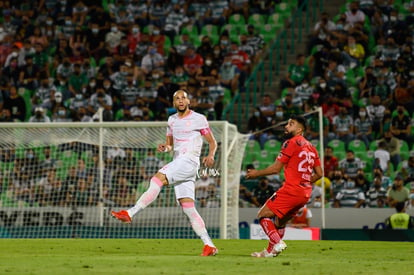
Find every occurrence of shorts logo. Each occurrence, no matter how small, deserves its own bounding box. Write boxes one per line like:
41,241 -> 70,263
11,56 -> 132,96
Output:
197,168 -> 220,178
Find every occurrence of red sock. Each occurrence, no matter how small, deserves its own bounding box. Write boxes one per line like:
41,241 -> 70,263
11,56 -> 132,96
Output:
259,218 -> 281,252
277,227 -> 285,239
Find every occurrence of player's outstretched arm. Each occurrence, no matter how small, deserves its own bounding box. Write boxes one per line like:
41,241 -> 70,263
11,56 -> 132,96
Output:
246,160 -> 283,179
202,131 -> 217,168
157,135 -> 173,153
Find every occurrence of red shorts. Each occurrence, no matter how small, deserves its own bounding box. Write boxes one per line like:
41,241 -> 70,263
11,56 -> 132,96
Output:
265,185 -> 311,220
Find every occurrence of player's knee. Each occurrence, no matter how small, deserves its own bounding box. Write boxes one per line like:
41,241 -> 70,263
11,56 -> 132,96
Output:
154,173 -> 168,186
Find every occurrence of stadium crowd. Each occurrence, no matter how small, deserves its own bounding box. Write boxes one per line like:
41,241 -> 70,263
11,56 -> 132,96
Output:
0,0 -> 413,210
0,0 -> 277,208
243,0 -> 414,210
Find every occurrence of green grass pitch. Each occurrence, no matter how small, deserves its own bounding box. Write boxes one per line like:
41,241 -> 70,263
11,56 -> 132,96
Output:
0,239 -> 412,275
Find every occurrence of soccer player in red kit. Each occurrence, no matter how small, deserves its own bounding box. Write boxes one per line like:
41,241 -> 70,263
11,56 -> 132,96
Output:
246,115 -> 323,257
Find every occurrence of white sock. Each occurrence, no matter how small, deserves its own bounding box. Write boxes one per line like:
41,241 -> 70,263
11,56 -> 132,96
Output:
127,177 -> 163,218
181,201 -> 214,247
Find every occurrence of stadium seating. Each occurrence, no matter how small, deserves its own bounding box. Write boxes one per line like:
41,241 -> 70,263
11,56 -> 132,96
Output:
348,139 -> 367,153
229,13 -> 246,26
247,13 -> 266,26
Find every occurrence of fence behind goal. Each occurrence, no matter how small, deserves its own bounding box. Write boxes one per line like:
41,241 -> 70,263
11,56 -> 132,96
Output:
0,120 -> 249,239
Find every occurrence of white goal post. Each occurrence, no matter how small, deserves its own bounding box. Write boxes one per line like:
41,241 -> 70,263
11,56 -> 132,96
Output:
0,119 -> 249,239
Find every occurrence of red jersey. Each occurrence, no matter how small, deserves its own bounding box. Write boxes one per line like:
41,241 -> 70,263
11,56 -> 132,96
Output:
277,135 -> 321,192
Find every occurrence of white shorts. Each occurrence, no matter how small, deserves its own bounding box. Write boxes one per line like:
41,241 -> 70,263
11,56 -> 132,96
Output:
158,157 -> 199,201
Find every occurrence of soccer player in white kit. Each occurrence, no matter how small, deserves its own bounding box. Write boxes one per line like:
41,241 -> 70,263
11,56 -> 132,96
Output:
111,90 -> 218,256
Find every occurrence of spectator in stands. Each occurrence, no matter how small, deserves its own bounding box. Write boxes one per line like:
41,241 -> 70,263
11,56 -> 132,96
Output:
354,106 -> 373,149
366,94 -> 386,137
307,11 -> 336,54
239,34 -> 256,63
184,45 -> 204,78
195,86 -> 215,120
387,174 -> 410,208
52,105 -> 72,122
374,140 -> 391,173
5,85 -> 27,121
371,74 -> 392,106
342,34 -> 365,68
372,166 -> 391,190
334,179 -> 365,208
29,106 -> 51,123
253,177 -> 274,207
195,174 -> 216,208
3,57 -> 21,87
239,184 -> 260,207
139,148 -> 164,182
138,78 -> 158,112
105,22 -> 125,52
247,107 -> 271,149
86,22 -> 106,61
358,66 -> 377,100
401,156 -> 414,184
377,130 -> 401,171
331,106 -> 354,146
0,109 -> 12,122
281,92 -> 302,118
354,168 -> 370,194
288,206 -> 312,228
164,4 -> 190,44
339,150 -> 363,180
111,175 -> 136,207
258,94 -> 276,122
88,85 -> 113,121
324,58 -> 347,97
219,55 -> 239,95
40,169 -> 64,206
295,78 -> 315,105
165,46 -> 184,74
141,45 -> 165,77
391,105 -> 412,147
68,63 -> 88,97
228,40 -> 250,85
324,146 -> 339,179
283,88 -> 302,109
148,1 -> 170,28
19,55 -> 39,92
201,71 -> 225,120
344,1 -> 365,27
149,26 -> 166,56
245,25 -> 265,59
366,176 -> 387,208
378,36 -> 400,68
280,53 -> 310,90
70,177 -> 92,206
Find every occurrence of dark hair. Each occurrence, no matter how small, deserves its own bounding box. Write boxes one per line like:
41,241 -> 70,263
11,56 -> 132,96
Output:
395,201 -> 405,212
291,115 -> 307,131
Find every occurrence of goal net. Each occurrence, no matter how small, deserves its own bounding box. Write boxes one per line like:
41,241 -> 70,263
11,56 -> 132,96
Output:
0,118 -> 249,239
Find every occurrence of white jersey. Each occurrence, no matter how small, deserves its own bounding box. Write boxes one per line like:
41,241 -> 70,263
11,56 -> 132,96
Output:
167,110 -> 210,165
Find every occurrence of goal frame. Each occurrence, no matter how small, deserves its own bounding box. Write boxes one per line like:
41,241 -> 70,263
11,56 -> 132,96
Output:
0,119 -> 246,239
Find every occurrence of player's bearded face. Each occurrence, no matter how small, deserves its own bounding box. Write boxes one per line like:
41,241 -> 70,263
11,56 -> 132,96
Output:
173,91 -> 190,113
283,129 -> 294,139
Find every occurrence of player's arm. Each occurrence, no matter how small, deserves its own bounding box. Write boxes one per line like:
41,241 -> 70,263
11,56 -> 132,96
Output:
246,159 -> 284,179
202,131 -> 217,168
157,135 -> 173,153
311,165 -> 323,183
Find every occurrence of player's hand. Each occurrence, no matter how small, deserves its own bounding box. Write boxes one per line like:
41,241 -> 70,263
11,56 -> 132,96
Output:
202,156 -> 215,168
245,169 -> 258,179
